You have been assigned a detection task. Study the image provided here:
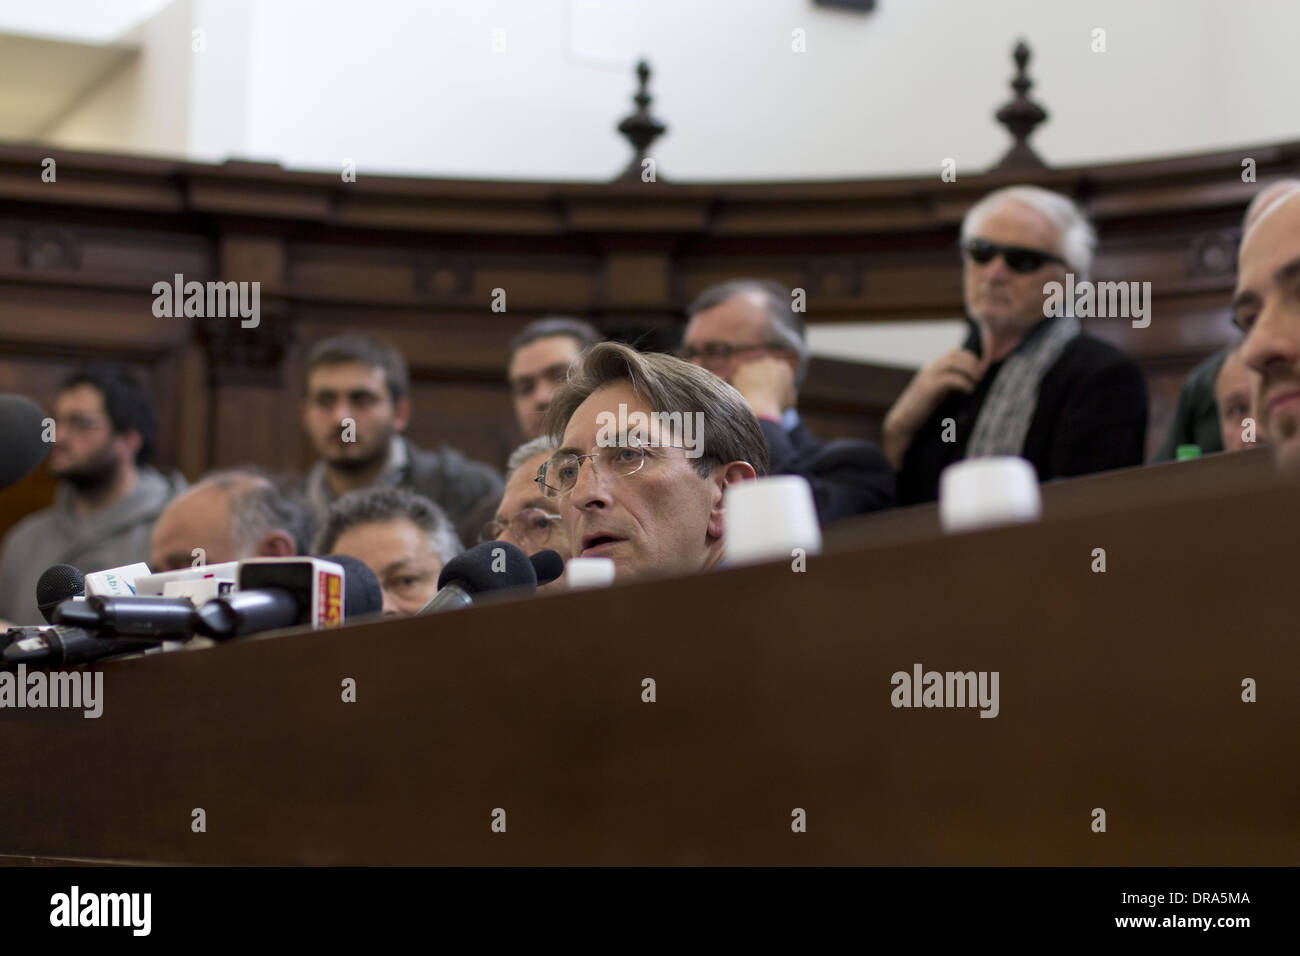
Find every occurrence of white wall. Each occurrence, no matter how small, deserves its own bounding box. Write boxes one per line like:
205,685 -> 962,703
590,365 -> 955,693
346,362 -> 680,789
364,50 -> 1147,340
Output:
22,0 -> 1300,180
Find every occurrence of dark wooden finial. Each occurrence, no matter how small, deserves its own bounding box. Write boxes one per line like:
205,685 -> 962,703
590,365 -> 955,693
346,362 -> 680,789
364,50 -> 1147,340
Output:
993,40 -> 1048,171
615,59 -> 667,181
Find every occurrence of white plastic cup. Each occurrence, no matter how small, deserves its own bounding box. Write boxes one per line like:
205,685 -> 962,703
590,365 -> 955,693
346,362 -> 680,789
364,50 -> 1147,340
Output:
566,557 -> 616,589
724,475 -> 822,567
939,456 -> 1042,533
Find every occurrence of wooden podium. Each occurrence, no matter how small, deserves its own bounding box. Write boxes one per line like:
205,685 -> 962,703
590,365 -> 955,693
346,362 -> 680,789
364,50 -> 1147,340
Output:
2,455 -> 1299,865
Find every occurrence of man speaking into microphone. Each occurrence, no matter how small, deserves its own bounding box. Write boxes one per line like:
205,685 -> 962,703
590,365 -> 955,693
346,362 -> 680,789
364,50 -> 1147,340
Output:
537,342 -> 768,583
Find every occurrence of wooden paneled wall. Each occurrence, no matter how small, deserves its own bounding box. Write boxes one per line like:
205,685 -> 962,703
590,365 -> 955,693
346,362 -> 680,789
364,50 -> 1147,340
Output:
2,140 -> 1298,532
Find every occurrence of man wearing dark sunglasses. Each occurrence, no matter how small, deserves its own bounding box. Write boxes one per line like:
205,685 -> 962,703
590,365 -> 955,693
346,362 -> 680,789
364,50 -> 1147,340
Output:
884,185 -> 1147,504
681,279 -> 895,525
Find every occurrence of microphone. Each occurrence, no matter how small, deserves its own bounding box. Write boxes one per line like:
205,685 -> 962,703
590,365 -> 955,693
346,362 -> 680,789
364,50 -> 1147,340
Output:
529,549 -> 565,586
45,556 -> 382,645
419,540 -> 537,614
194,556 -> 370,639
53,595 -> 199,641
2,626 -> 157,667
135,562 -> 240,603
36,564 -> 86,625
0,394 -> 51,491
326,554 -> 383,621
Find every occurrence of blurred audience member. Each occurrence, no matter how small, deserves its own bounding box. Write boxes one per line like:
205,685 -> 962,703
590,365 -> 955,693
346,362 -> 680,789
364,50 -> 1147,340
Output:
682,279 -> 895,524
314,486 -> 462,616
1214,347 -> 1261,454
1234,188 -> 1300,470
484,437 -> 568,592
0,364 -> 185,624
299,333 -> 501,528
885,185 -> 1147,503
150,468 -> 311,571
1155,350 -> 1226,460
507,317 -> 602,439
1155,180 -> 1300,460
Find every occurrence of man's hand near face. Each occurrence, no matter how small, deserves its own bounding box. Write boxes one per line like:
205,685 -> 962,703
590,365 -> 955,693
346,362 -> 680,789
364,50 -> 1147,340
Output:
882,347 -> 991,470
729,355 -> 796,422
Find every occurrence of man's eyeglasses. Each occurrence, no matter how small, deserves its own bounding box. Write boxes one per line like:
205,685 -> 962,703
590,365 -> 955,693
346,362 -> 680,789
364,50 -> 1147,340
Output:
480,508 -> 563,546
962,238 -> 1065,274
535,443 -> 686,499
54,415 -> 109,434
675,341 -> 789,363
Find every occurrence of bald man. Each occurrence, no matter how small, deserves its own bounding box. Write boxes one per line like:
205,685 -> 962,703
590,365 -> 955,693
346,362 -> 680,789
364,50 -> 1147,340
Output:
150,469 -> 309,571
1233,189 -> 1300,470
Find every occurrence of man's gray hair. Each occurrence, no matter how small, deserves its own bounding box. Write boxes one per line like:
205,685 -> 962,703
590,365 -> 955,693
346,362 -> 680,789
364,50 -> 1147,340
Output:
505,436 -> 558,483
194,468 -> 313,555
685,279 -> 809,386
961,185 -> 1097,280
313,486 -> 463,564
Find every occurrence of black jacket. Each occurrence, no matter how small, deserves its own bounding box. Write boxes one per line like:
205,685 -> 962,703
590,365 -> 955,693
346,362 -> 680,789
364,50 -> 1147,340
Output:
760,418 -> 897,525
897,323 -> 1148,505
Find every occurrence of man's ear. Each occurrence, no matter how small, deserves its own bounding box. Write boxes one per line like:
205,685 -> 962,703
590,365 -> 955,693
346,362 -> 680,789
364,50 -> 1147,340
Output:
393,396 -> 413,433
707,460 -> 758,540
258,531 -> 297,558
114,428 -> 143,465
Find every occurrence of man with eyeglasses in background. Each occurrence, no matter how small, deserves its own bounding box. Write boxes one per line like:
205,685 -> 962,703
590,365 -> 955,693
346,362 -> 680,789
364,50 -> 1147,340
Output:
883,185 -> 1148,504
680,279 -> 895,524
314,486 -> 462,617
0,364 -> 186,625
482,436 -> 571,592
538,342 -> 768,582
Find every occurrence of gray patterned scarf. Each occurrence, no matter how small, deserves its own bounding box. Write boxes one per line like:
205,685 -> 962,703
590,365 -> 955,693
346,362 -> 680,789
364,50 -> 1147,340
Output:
965,314 -> 1080,459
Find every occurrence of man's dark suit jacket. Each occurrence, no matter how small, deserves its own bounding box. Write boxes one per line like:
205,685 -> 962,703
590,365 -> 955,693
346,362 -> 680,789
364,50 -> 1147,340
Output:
896,321 -> 1149,505
759,418 -> 897,526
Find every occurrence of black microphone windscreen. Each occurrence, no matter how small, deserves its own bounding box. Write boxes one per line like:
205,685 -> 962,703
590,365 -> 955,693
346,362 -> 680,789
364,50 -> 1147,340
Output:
529,549 -> 565,586
36,564 -> 86,625
438,540 -> 536,594
0,395 -> 51,491
321,554 -> 383,619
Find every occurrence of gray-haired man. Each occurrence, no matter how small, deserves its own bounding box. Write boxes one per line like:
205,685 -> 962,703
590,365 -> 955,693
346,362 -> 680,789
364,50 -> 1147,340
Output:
682,279 -> 895,524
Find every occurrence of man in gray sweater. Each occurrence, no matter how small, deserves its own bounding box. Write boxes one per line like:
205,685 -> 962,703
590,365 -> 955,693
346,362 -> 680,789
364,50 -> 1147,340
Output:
298,334 -> 502,536
0,365 -> 185,625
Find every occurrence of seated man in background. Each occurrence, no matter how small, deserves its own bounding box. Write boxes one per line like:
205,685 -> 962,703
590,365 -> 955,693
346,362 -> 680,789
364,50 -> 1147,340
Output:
150,469 -> 312,571
314,486 -> 463,616
884,185 -> 1148,504
507,317 -> 603,440
681,279 -> 895,524
1214,346 -> 1261,454
1233,187 -> 1300,471
539,342 -> 767,582
0,364 -> 186,625
299,333 -> 502,530
484,436 -> 570,592
1154,349 -> 1227,460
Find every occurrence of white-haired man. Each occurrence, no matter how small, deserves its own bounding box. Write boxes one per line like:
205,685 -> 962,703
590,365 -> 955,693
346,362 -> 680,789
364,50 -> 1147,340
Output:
884,185 -> 1148,503
481,437 -> 571,592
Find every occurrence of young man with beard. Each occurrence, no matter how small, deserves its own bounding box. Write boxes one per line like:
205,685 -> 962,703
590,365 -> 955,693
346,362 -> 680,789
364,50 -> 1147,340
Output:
298,334 -> 503,531
0,365 -> 186,625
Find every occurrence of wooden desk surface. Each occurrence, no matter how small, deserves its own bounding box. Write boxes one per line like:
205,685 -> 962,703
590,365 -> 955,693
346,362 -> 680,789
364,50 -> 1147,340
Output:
1,457 -> 1297,864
